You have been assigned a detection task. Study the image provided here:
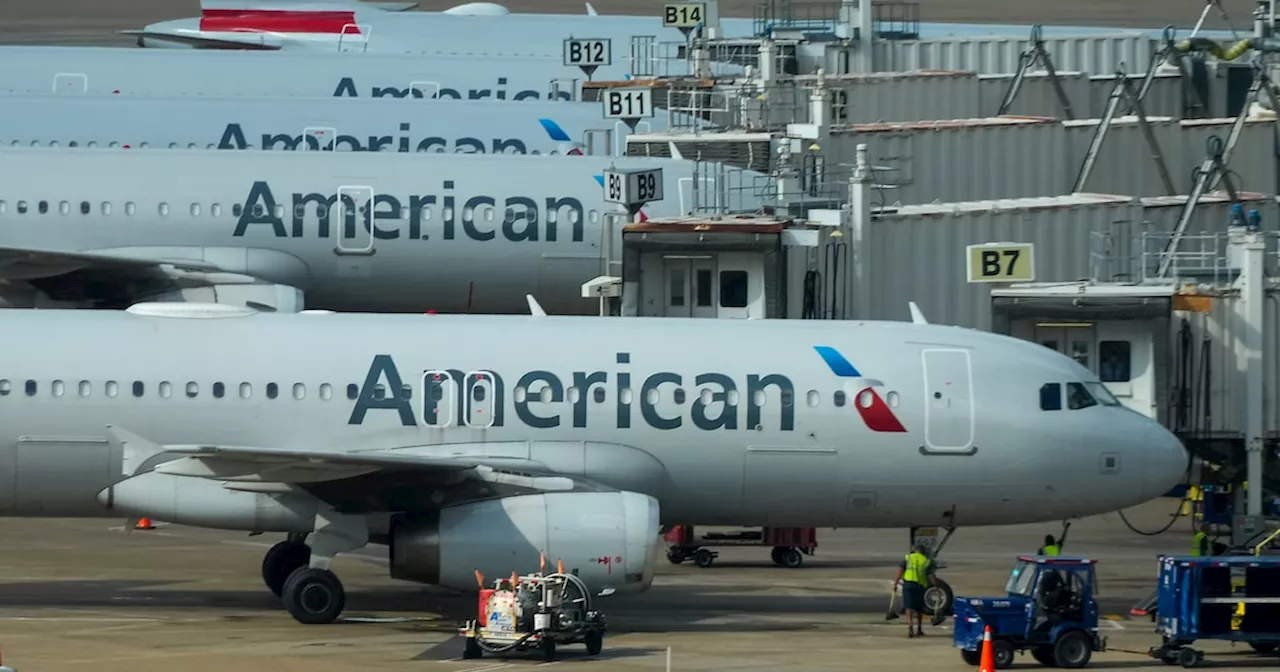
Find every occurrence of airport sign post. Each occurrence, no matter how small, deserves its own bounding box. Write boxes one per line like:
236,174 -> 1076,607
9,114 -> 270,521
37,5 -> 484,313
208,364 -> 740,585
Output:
663,3 -> 707,37
602,87 -> 655,132
602,167 -> 664,218
562,38 -> 612,80
965,242 -> 1035,283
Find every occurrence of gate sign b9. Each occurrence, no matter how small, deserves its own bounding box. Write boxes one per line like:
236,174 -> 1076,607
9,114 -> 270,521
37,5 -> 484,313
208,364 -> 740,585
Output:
603,168 -> 664,209
965,242 -> 1035,283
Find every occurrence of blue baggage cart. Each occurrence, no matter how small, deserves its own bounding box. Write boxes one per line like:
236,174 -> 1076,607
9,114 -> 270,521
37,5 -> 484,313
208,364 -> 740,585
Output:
1150,554 -> 1280,667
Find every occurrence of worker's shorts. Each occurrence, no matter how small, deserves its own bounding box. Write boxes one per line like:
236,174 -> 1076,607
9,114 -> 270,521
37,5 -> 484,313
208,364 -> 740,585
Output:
902,581 -> 926,611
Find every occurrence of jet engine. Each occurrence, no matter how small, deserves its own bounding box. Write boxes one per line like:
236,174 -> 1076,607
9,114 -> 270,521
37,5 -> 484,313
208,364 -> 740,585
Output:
140,282 -> 304,313
390,491 -> 660,596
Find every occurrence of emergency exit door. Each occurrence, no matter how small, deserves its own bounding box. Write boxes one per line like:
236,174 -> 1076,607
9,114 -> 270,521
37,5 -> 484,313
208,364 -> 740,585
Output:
662,257 -> 717,318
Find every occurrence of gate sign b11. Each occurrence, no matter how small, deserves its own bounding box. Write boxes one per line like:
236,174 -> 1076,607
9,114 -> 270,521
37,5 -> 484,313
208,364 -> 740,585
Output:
965,242 -> 1035,283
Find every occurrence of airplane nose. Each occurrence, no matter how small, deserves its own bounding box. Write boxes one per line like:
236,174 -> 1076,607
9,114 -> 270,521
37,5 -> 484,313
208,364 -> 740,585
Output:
1144,424 -> 1189,500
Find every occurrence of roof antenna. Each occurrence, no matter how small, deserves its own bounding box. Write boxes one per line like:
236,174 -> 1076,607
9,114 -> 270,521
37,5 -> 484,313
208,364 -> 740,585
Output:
908,302 -> 928,325
526,294 -> 548,316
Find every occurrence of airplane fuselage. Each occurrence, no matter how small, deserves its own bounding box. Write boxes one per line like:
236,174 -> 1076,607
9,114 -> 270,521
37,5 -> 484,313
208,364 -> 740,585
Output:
0,308 -> 1187,529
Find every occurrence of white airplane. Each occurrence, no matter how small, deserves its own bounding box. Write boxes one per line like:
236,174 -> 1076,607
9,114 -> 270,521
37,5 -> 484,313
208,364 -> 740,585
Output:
0,147 -> 759,313
128,0 -> 758,62
0,303 -> 1187,624
0,45 -> 614,101
0,93 -> 675,156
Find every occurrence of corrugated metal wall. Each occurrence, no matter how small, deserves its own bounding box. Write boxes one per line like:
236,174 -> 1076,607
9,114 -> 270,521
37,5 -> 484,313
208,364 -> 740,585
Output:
872,34 -> 1159,77
849,194 -> 1141,329
828,71 -> 982,124
976,72 -> 1091,119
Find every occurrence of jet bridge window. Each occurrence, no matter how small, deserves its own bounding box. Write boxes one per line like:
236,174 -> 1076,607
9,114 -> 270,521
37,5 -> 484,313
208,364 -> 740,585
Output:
720,271 -> 748,308
1099,341 -> 1131,382
1039,383 -> 1062,411
1066,382 -> 1097,410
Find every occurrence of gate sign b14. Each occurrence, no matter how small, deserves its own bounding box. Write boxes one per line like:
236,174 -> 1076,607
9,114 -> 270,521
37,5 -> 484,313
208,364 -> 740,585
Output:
663,3 -> 706,29
603,168 -> 664,210
965,242 -> 1035,283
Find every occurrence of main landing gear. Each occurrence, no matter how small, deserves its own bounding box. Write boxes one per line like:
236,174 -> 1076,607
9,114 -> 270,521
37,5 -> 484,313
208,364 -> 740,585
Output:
260,510 -> 369,625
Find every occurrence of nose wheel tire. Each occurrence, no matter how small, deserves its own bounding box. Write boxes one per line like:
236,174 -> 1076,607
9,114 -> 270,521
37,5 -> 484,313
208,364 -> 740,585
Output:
923,578 -> 954,617
281,567 -> 346,624
262,540 -> 311,597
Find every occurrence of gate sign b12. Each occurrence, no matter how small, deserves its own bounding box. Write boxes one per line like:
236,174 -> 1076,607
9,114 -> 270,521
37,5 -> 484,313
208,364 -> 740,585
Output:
965,243 -> 1035,283
562,38 -> 611,78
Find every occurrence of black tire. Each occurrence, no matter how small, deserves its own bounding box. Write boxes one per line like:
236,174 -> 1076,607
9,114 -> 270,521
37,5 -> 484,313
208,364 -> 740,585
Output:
1176,648 -> 1199,668
584,630 -> 603,656
1032,646 -> 1058,667
1054,630 -> 1093,669
541,638 -> 556,662
1250,642 -> 1278,654
924,578 -> 954,617
960,649 -> 981,666
666,550 -> 685,565
770,547 -> 784,566
281,567 -> 346,625
693,549 -> 714,568
262,541 -> 310,597
463,637 -> 482,660
993,639 -> 1016,669
779,547 -> 803,568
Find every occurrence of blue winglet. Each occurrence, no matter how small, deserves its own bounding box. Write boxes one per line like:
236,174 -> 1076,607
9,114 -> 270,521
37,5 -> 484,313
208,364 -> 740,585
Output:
814,345 -> 862,377
538,118 -> 573,142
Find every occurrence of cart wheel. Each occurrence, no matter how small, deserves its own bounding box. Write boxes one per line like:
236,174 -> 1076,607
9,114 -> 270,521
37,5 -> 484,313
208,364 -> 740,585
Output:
541,638 -> 557,662
463,637 -> 482,660
693,549 -> 714,568
667,550 -> 685,565
992,639 -> 1015,669
770,547 -> 784,566
779,547 -> 803,568
584,630 -> 604,656
1031,646 -> 1056,666
1250,642 -> 1278,654
1176,647 -> 1199,668
960,649 -> 981,666
1053,630 -> 1093,668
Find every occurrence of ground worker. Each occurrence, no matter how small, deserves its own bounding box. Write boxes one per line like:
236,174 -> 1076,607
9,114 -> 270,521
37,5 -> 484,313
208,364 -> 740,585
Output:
1191,523 -> 1211,556
1038,521 -> 1069,555
893,542 -> 937,638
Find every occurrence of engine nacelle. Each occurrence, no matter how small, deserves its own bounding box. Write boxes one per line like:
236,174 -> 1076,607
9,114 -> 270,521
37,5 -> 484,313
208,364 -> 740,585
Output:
140,282 -> 304,313
390,491 -> 660,596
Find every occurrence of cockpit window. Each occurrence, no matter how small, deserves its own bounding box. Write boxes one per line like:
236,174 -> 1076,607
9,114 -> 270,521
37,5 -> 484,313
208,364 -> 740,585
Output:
1039,383 -> 1062,411
1085,381 -> 1120,406
1066,382 -> 1097,410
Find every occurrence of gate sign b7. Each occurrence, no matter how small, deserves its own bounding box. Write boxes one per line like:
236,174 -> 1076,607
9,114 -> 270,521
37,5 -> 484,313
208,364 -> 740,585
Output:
965,243 -> 1035,283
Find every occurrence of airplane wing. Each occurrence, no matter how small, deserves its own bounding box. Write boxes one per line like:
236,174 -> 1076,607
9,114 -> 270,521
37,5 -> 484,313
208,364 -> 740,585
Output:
0,246 -> 242,307
108,426 -> 600,514
118,30 -> 284,50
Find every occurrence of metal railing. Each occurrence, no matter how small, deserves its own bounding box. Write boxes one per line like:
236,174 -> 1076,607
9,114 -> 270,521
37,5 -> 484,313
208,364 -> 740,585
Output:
751,0 -> 919,39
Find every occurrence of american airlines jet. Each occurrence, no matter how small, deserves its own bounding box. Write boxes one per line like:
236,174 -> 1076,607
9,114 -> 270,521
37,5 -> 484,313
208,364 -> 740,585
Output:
0,93 -> 676,156
0,303 -> 1187,624
0,147 -> 760,313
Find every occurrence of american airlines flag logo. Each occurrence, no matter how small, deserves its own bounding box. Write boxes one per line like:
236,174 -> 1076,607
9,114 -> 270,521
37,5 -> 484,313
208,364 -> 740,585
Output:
813,345 -> 907,433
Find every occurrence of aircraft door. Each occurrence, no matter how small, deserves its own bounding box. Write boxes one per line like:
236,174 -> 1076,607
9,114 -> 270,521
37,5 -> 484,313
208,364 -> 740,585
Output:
303,127 -> 338,151
465,371 -> 497,428
335,185 -> 375,255
421,370 -> 458,427
921,348 -> 975,453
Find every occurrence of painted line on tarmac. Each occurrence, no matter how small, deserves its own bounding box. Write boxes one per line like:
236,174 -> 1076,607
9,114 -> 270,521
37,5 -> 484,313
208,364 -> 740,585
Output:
453,664 -> 515,672
0,616 -> 163,622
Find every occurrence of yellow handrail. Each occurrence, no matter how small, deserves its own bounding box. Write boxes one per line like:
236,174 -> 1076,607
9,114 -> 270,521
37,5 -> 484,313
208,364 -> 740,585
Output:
1253,527 -> 1280,556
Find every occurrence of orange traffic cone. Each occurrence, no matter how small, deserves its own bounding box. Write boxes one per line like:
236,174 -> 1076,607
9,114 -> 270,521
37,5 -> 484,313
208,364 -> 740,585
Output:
135,517 -> 154,530
979,624 -> 996,672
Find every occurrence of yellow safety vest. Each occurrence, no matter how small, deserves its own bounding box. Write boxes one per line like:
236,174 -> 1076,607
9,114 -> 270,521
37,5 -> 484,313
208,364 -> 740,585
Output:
1192,531 -> 1207,556
1042,544 -> 1060,556
903,552 -> 929,585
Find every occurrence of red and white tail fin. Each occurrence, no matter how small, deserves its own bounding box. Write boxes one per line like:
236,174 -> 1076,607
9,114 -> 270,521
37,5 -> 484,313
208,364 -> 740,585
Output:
199,0 -> 364,34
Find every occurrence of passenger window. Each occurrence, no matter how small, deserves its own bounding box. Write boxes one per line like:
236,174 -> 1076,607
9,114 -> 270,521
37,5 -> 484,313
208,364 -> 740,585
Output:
80,201 -> 90,215
806,390 -> 820,407
16,201 -> 26,214
51,380 -> 64,397
79,380 -> 91,397
293,383 -> 305,400
233,204 -> 243,217
105,381 -> 118,398
399,384 -> 411,400
212,204 -> 222,217
780,389 -> 793,407
37,201 -> 48,214
191,203 -> 201,217
132,381 -> 144,397
320,383 -> 333,400
566,386 -> 579,404
159,203 -> 170,217
266,382 -> 278,399
1066,382 -> 1098,410
373,384 -> 386,400
1039,383 -> 1062,411
101,202 -> 111,216
593,387 -> 606,403
185,382 -> 198,398
346,383 -> 358,400
0,379 -> 9,396
1099,341 -> 1132,382
212,382 -> 225,398
159,381 -> 172,398
24,379 -> 35,396
833,390 -> 846,407
125,202 -> 136,216
240,382 -> 252,399
58,201 -> 69,215
720,270 -> 748,308
887,391 -> 900,408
